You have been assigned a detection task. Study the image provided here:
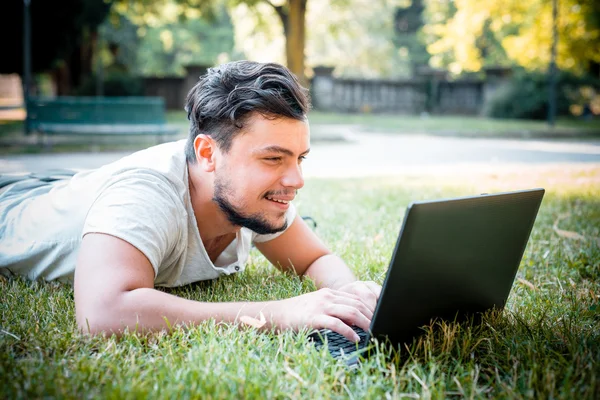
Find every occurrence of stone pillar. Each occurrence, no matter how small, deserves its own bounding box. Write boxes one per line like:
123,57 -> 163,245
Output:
310,66 -> 335,111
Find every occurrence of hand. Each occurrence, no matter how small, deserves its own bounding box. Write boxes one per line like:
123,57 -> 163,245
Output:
275,288 -> 373,342
335,281 -> 381,315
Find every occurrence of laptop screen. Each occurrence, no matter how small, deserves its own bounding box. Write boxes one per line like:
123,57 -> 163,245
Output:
370,188 -> 545,346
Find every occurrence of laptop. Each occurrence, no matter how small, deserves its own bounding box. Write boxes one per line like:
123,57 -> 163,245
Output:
309,188 -> 545,365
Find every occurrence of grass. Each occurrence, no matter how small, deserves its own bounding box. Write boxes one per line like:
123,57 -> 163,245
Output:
1,166 -> 599,398
307,111 -> 600,135
167,110 -> 600,138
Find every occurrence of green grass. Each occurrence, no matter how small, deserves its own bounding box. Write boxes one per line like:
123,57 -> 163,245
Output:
0,120 -> 24,139
306,111 -> 600,136
167,110 -> 600,138
1,167 -> 599,398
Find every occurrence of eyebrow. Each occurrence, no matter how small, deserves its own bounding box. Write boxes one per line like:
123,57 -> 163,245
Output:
253,146 -> 311,157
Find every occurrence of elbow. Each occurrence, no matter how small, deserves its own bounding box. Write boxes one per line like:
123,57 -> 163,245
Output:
302,253 -> 335,276
76,314 -> 115,336
76,298 -> 125,336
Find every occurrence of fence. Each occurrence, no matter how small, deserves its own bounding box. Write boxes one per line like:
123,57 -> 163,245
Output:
0,66 -> 508,115
312,77 -> 428,113
311,70 -> 496,115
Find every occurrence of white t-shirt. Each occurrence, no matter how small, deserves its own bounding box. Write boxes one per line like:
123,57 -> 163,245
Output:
0,140 -> 296,287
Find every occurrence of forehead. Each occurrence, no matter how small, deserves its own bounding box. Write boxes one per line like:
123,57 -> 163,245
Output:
231,114 -> 310,152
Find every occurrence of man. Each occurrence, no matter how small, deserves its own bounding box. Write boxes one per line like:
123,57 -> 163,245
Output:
0,61 -> 380,342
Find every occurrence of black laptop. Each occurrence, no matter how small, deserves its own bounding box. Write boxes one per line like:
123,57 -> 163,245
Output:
310,188 -> 545,364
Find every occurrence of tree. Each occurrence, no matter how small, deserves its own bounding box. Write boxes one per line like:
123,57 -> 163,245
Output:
263,0 -> 307,83
1,0 -> 112,93
394,0 -> 430,74
234,0 -> 414,79
111,0 -> 308,82
306,0 -> 412,78
102,4 -> 237,77
422,0 -> 600,77
207,0 -> 309,83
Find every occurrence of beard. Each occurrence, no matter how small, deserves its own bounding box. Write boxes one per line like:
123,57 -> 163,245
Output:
212,175 -> 288,235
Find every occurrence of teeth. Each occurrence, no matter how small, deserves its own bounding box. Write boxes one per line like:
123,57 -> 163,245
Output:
266,196 -> 289,204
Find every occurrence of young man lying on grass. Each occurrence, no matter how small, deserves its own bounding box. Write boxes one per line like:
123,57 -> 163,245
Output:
0,61 -> 380,342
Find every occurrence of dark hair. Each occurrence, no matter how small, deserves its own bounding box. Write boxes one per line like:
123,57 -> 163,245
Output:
185,61 -> 311,163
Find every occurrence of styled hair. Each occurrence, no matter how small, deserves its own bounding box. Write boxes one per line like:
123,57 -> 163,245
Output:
184,61 -> 311,163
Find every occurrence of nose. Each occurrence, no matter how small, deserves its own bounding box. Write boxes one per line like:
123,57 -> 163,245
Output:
281,162 -> 304,190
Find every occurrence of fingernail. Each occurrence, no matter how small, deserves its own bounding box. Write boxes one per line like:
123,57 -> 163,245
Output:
353,334 -> 360,342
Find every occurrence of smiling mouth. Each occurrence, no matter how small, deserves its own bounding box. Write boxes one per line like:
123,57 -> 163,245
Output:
265,195 -> 290,204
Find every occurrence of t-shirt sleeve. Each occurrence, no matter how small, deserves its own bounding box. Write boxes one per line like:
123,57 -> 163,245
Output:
251,202 -> 297,244
82,172 -> 183,278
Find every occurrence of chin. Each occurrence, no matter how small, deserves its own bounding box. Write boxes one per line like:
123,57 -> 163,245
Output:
263,216 -> 289,235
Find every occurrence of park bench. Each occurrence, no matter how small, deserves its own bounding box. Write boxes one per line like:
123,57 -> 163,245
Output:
26,96 -> 180,145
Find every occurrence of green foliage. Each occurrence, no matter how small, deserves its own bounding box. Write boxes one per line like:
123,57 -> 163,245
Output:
136,8 -> 236,76
75,72 -> 144,97
1,171 -> 600,398
484,71 -> 600,120
99,14 -> 141,74
229,0 -> 416,78
393,0 -> 430,73
103,1 -> 237,77
307,0 -> 412,78
423,0 -> 600,76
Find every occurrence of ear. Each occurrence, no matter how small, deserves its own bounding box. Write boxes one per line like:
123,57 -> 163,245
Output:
193,134 -> 218,172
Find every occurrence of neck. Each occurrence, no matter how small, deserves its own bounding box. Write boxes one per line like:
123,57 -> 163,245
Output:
187,162 -> 240,241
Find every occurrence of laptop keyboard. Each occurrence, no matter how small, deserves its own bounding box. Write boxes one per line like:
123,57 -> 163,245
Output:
309,326 -> 369,358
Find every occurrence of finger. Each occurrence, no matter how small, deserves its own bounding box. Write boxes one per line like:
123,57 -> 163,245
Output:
364,281 -> 382,298
334,284 -> 378,309
336,285 -> 377,314
352,285 -> 378,313
312,315 -> 360,342
329,292 -> 374,319
326,304 -> 371,334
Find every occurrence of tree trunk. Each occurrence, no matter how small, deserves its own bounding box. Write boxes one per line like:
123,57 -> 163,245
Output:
63,26 -> 97,95
590,61 -> 600,79
285,0 -> 307,85
52,62 -> 71,96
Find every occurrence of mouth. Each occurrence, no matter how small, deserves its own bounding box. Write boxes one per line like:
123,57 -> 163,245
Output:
265,195 -> 291,204
264,194 -> 294,209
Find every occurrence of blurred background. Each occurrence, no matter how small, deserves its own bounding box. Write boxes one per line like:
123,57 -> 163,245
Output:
0,0 -> 599,167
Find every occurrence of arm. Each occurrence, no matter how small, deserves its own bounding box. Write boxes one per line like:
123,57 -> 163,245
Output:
255,215 -> 381,309
74,233 -> 372,341
254,215 -> 356,289
74,233 -> 275,333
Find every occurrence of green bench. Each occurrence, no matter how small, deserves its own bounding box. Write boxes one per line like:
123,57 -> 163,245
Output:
27,96 -> 180,143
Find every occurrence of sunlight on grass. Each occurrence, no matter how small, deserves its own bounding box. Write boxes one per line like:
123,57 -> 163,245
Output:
306,111 -> 600,135
1,166 -> 599,398
166,109 -> 600,136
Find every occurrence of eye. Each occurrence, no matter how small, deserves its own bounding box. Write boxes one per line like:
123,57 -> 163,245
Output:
298,156 -> 307,164
263,157 -> 282,163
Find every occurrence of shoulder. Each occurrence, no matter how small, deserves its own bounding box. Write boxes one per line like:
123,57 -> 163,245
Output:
84,169 -> 188,277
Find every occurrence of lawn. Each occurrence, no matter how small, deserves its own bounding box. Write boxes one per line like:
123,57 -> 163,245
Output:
306,112 -> 600,137
169,111 -> 600,137
1,166 -> 599,398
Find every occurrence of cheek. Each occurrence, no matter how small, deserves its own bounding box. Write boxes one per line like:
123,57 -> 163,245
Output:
250,167 -> 280,192
231,164 -> 280,198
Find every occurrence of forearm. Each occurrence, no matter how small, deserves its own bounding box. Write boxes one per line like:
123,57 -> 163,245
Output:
303,254 -> 356,290
78,287 -> 281,335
